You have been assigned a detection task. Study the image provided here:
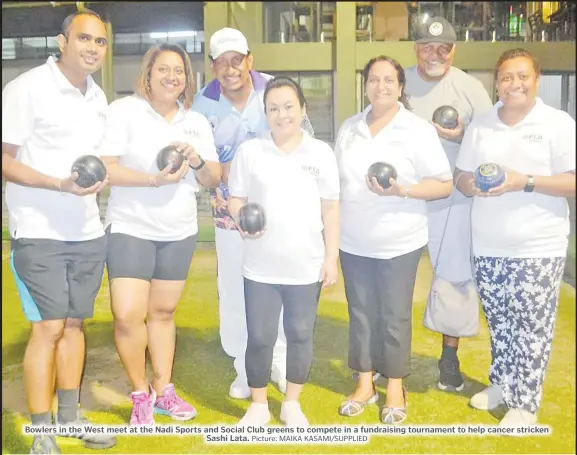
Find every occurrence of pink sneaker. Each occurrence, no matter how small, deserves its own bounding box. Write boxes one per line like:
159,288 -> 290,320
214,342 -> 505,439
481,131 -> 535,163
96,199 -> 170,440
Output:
130,386 -> 156,426
154,384 -> 197,421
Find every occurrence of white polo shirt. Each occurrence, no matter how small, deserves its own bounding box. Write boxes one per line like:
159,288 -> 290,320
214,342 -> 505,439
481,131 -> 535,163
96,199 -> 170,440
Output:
228,132 -> 340,285
98,95 -> 219,242
456,98 -> 576,258
191,70 -> 315,231
2,56 -> 108,241
335,103 -> 453,260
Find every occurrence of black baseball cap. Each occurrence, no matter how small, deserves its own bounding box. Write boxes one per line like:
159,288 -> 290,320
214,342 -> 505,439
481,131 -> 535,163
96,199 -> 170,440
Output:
414,17 -> 457,44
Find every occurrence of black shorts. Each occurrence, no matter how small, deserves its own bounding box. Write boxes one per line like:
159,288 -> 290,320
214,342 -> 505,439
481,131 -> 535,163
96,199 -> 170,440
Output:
106,230 -> 197,281
10,236 -> 107,322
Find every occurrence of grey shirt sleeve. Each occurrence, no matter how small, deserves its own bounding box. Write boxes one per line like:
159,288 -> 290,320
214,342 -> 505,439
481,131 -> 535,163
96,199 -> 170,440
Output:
465,77 -> 494,123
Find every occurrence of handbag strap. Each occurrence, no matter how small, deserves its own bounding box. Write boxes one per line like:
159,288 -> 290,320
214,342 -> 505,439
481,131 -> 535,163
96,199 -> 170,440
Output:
432,172 -> 464,275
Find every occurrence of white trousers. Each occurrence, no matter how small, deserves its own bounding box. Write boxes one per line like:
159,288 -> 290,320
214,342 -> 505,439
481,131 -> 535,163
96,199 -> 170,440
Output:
215,227 -> 287,380
427,202 -> 474,283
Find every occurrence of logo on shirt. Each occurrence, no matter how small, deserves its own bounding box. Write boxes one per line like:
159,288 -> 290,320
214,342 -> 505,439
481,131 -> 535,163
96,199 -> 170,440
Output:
207,114 -> 219,131
184,129 -> 200,138
521,134 -> 543,142
301,164 -> 320,177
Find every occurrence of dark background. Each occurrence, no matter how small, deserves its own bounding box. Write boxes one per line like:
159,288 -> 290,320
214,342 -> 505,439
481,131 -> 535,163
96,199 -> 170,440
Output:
2,1 -> 204,37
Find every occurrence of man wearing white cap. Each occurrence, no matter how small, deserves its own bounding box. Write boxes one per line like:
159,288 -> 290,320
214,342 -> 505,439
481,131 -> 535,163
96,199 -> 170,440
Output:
192,28 -> 313,399
404,17 -> 493,393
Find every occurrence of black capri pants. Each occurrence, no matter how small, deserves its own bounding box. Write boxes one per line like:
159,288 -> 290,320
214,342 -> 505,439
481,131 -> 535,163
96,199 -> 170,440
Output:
244,278 -> 322,389
340,248 -> 422,379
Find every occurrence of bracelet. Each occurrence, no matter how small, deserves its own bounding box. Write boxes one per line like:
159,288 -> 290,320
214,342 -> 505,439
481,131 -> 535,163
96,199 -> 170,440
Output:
190,157 -> 206,171
148,175 -> 158,188
404,187 -> 412,199
56,179 -> 66,195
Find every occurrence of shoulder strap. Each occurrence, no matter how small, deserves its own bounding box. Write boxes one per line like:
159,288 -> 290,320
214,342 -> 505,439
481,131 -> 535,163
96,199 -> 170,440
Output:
432,172 -> 464,275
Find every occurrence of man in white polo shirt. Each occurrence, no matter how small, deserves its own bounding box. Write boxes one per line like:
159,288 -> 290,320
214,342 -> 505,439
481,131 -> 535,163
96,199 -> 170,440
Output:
404,17 -> 493,393
2,10 -> 115,454
192,28 -> 314,399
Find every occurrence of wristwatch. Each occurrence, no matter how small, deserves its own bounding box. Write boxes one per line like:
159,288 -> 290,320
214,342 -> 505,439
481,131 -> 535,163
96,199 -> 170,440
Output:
523,175 -> 535,193
190,156 -> 206,171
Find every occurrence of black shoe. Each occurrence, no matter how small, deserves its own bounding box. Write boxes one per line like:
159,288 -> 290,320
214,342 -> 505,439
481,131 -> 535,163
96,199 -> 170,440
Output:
30,435 -> 61,454
438,358 -> 464,392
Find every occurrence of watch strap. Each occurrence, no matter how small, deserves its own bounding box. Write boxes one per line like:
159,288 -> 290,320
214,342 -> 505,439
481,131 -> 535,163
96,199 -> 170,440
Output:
524,175 -> 535,192
190,157 -> 206,171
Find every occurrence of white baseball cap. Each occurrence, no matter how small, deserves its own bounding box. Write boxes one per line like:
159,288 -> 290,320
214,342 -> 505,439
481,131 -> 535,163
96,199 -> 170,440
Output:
209,28 -> 249,60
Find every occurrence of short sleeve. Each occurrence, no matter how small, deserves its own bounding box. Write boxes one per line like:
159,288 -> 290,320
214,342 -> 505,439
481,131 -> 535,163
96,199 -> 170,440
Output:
415,123 -> 453,180
317,143 -> 340,200
332,120 -> 350,161
97,100 -> 129,156
455,124 -> 478,172
2,78 -> 34,147
551,111 -> 576,174
190,114 -> 219,162
227,143 -> 252,198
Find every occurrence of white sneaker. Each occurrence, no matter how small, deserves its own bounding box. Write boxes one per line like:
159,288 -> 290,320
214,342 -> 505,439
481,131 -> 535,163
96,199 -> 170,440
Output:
498,409 -> 537,431
470,385 -> 504,411
229,376 -> 251,400
271,365 -> 287,394
280,401 -> 309,428
238,402 -> 270,427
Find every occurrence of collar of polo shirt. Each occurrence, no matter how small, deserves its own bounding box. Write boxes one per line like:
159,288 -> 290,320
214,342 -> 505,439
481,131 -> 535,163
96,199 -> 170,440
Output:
203,70 -> 269,102
265,128 -> 313,154
138,95 -> 187,122
351,101 -> 412,137
46,55 -> 99,99
491,97 -> 548,127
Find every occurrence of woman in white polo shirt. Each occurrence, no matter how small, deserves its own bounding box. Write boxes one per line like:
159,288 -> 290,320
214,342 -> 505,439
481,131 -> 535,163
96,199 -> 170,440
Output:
335,56 -> 453,425
455,48 -> 575,428
227,76 -> 340,427
98,43 -> 221,425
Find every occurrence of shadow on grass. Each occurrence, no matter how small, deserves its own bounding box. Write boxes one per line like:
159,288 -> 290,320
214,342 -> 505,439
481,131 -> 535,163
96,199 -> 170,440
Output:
2,408 -> 28,455
2,311 -> 487,428
308,313 -> 488,400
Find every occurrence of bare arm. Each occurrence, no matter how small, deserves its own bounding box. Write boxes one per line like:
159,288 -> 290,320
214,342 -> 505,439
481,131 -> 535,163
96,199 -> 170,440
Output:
454,168 -> 576,198
228,195 -> 248,223
3,142 -> 107,195
101,156 -> 154,187
321,199 -> 340,261
514,171 -> 575,198
2,142 -> 60,191
367,176 -> 453,201
221,161 -> 232,186
454,168 -> 477,197
407,178 -> 453,201
190,159 -> 222,189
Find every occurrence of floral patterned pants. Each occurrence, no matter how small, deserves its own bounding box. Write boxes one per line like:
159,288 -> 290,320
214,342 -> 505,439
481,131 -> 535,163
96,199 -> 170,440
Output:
474,256 -> 566,414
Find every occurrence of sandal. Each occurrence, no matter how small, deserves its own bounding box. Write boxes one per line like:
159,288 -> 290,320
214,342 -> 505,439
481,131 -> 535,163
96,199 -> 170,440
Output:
338,391 -> 379,417
381,387 -> 408,425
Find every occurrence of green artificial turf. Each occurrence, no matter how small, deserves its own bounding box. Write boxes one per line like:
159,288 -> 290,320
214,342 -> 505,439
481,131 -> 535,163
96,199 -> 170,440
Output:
1,245 -> 575,454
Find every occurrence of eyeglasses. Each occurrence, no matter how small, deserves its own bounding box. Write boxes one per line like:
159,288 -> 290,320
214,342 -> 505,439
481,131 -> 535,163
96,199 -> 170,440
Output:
212,55 -> 246,70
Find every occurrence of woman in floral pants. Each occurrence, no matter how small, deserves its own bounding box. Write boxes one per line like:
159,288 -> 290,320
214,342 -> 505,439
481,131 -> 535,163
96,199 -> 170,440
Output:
454,48 -> 576,427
